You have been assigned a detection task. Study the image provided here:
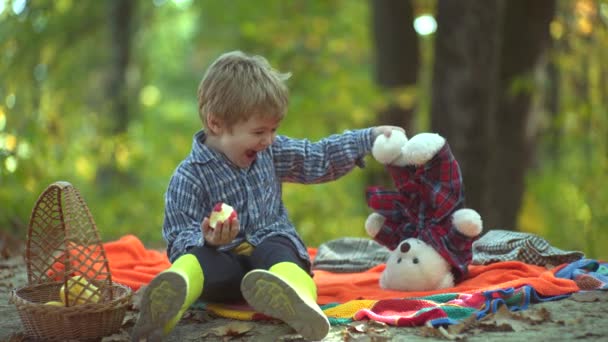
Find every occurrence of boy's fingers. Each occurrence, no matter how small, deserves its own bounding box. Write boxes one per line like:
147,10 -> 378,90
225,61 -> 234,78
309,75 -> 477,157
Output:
230,219 -> 240,238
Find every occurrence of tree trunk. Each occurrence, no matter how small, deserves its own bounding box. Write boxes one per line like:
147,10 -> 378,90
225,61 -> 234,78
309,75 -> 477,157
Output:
97,0 -> 135,187
431,0 -> 555,231
491,0 -> 555,230
430,0 -> 504,228
368,0 -> 419,187
370,0 -> 418,131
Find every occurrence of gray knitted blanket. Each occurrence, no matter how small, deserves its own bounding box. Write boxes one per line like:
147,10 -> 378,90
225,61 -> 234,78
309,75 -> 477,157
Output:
312,230 -> 584,273
471,229 -> 584,266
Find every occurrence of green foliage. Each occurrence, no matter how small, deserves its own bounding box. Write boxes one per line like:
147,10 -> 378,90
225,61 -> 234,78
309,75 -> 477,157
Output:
0,0 -> 606,261
518,0 -> 608,259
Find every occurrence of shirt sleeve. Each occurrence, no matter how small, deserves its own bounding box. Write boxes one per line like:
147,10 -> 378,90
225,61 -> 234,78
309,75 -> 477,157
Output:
272,128 -> 373,184
162,172 -> 206,262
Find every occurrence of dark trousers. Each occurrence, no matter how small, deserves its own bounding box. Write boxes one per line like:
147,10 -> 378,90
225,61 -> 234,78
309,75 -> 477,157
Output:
187,235 -> 308,303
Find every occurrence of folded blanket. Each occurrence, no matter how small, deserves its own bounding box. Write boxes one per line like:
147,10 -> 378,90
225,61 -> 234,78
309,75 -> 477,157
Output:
472,229 -> 585,266
312,237 -> 389,273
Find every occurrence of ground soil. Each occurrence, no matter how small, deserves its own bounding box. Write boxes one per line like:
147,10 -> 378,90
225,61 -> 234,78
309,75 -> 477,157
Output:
2,254 -> 607,342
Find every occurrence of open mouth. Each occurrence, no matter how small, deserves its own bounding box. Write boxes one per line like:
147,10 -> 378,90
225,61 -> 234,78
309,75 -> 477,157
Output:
245,150 -> 257,160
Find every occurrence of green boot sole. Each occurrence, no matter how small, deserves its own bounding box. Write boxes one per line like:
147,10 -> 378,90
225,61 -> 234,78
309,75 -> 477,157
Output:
131,271 -> 187,341
241,269 -> 330,341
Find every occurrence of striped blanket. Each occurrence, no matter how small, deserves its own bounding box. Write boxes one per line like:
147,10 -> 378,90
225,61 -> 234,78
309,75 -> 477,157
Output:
202,285 -> 568,327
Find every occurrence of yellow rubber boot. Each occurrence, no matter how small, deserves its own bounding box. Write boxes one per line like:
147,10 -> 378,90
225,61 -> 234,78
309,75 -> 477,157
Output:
241,262 -> 329,341
132,254 -> 204,341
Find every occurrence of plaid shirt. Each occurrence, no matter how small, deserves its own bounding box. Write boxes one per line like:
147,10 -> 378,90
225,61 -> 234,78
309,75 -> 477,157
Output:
366,142 -> 476,281
163,128 -> 373,263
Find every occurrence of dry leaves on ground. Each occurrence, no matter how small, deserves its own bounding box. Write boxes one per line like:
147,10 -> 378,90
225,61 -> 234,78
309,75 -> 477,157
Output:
420,304 -> 552,340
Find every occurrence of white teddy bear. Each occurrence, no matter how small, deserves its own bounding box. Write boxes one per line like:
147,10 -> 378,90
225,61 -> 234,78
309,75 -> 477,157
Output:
365,130 -> 483,291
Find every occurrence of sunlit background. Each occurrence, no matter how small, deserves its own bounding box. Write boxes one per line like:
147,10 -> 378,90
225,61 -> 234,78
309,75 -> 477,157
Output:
1,0 -> 606,259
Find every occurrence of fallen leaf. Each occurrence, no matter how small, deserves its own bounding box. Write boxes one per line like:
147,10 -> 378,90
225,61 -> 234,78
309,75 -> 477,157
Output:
349,323 -> 368,333
517,307 -> 550,323
420,323 -> 466,340
344,321 -> 391,341
570,291 -> 605,303
478,305 -> 521,332
344,331 -> 372,342
121,310 -> 138,326
556,316 -> 583,326
131,285 -> 146,310
197,321 -> 255,339
346,321 -> 387,334
0,265 -> 16,286
101,329 -> 131,341
277,334 -> 307,341
447,313 -> 477,334
478,304 -> 551,332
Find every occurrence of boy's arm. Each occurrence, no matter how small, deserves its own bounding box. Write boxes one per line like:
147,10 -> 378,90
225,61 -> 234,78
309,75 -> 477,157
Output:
272,128 -> 373,184
162,174 -> 207,262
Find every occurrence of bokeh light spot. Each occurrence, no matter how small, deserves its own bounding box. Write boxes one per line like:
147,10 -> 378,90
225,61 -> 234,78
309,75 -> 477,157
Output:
34,64 -> 47,82
140,85 -> 161,107
5,94 -> 16,109
5,134 -> 16,151
76,157 -> 94,181
414,14 -> 437,36
5,156 -> 17,173
12,0 -> 26,15
17,141 -> 31,159
0,109 -> 6,131
56,0 -> 72,13
172,0 -> 191,9
550,20 -> 564,40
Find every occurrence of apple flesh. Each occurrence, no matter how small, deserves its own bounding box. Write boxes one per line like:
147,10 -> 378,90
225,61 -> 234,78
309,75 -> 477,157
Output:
209,202 -> 237,229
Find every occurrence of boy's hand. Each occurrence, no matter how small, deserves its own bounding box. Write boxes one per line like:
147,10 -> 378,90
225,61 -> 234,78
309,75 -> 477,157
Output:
202,217 -> 240,247
371,125 -> 405,141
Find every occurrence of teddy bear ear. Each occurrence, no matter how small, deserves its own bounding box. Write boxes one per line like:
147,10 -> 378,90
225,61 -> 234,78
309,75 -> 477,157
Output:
371,130 -> 408,164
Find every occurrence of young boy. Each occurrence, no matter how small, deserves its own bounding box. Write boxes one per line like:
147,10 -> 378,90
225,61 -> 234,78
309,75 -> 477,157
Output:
132,50 -> 403,341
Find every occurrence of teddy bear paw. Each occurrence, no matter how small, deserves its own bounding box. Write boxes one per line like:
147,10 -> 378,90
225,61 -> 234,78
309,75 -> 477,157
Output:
365,212 -> 385,238
452,208 -> 483,238
371,130 -> 408,165
400,133 -> 446,166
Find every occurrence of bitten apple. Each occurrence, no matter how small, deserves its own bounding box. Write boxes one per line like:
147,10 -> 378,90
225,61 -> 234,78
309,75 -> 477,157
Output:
209,202 -> 237,229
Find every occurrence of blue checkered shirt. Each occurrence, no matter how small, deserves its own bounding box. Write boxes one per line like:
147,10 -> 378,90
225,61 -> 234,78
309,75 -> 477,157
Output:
163,128 -> 373,263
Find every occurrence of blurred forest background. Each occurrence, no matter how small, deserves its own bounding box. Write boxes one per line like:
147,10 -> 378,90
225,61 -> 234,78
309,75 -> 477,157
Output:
0,0 -> 606,259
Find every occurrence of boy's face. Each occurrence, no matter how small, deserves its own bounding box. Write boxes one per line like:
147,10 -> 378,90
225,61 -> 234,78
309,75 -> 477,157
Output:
207,114 -> 281,168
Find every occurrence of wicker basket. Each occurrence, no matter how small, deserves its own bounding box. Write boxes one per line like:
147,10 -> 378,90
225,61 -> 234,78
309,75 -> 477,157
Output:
9,181 -> 132,341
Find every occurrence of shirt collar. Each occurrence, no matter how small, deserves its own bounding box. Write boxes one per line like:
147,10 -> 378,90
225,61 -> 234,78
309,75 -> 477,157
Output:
189,130 -> 218,164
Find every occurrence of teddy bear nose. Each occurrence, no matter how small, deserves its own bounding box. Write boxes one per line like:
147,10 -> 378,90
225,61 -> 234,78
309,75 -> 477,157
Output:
400,242 -> 411,253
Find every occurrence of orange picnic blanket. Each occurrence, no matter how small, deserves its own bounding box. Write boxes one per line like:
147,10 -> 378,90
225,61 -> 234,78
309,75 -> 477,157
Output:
103,235 -> 580,303
103,235 -> 171,290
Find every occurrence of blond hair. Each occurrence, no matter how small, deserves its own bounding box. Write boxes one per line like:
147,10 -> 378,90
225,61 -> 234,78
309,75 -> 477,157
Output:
197,51 -> 291,131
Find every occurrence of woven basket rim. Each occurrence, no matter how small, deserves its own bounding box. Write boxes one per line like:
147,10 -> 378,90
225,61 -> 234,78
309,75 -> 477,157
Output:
11,281 -> 132,311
